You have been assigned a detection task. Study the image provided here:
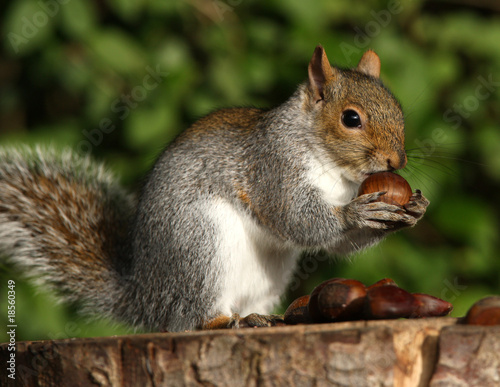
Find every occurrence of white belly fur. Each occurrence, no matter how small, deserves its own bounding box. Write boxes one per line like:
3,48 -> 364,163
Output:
207,199 -> 301,317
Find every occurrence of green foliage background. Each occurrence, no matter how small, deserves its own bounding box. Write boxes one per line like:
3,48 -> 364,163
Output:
1,0 -> 500,341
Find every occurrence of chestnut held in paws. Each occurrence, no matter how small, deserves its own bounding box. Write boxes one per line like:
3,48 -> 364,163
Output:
358,172 -> 412,206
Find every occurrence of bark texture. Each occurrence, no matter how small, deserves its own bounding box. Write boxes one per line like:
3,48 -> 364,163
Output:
1,318 -> 499,387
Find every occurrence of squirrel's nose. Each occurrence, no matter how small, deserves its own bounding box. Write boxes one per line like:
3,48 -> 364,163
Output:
387,150 -> 407,171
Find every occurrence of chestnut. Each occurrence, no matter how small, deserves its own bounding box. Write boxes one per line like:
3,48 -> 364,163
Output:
411,293 -> 453,318
284,295 -> 312,324
367,278 -> 398,290
358,172 -> 412,206
308,278 -> 344,322
317,280 -> 366,321
365,285 -> 418,319
463,296 -> 500,326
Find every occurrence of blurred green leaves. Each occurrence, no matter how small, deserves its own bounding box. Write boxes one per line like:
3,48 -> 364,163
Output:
1,0 -> 500,339
60,1 -> 96,39
4,0 -> 55,55
86,29 -> 148,75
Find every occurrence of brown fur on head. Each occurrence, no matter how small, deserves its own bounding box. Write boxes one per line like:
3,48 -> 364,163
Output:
306,45 -> 406,184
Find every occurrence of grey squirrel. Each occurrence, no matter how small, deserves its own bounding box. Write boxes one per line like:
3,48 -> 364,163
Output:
0,45 -> 428,332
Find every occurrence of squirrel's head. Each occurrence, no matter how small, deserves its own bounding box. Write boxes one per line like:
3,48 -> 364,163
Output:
306,45 -> 406,184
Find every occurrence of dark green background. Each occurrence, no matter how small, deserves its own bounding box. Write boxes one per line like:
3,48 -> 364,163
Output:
1,0 -> 500,341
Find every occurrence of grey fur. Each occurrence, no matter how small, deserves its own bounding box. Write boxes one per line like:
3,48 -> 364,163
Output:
0,147 -> 134,320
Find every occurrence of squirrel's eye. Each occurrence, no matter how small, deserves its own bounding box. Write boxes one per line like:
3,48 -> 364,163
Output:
341,109 -> 362,128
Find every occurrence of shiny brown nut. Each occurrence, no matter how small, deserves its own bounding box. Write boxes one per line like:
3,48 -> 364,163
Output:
284,295 -> 312,325
367,278 -> 398,290
358,172 -> 412,206
318,280 -> 367,321
463,296 -> 500,326
308,278 -> 344,322
365,285 -> 418,319
411,293 -> 453,318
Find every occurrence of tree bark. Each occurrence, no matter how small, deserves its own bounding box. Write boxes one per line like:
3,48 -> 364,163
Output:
1,318 -> 499,387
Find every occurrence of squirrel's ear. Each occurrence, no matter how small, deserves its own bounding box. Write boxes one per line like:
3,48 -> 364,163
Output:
357,50 -> 381,78
308,45 -> 335,102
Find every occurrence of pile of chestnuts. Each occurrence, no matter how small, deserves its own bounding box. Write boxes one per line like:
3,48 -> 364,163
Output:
284,278 -> 453,325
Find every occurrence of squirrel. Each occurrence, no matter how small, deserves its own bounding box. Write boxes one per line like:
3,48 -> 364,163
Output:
0,45 -> 429,332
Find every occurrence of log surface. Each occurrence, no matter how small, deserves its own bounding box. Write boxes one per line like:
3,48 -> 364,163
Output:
1,318 -> 500,387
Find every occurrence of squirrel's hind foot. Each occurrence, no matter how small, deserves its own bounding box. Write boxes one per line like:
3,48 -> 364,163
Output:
238,313 -> 285,328
201,313 -> 285,330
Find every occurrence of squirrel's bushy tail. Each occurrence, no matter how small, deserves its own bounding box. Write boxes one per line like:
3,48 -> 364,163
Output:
0,147 -> 134,318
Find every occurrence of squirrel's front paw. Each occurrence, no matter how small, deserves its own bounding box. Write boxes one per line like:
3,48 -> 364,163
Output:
404,189 -> 429,220
346,192 -> 423,230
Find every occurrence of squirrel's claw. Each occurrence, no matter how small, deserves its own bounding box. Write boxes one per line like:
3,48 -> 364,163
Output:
404,190 -> 430,220
238,313 -> 285,328
354,191 -> 387,204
